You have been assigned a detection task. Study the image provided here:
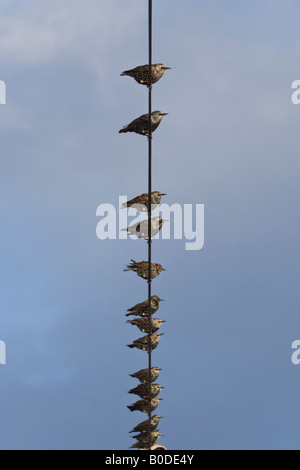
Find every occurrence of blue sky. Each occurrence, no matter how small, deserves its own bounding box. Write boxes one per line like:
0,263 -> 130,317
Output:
0,0 -> 300,450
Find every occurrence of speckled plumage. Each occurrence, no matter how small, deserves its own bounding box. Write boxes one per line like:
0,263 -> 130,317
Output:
121,63 -> 171,86
122,191 -> 166,212
127,397 -> 162,413
119,111 -> 168,136
128,383 -> 163,399
130,367 -> 161,384
129,415 -> 163,434
130,431 -> 163,448
127,333 -> 164,352
127,317 -> 165,334
126,295 -> 164,318
124,260 -> 165,280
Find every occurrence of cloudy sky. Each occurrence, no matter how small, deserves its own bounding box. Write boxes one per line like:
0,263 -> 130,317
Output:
1,0 -> 300,450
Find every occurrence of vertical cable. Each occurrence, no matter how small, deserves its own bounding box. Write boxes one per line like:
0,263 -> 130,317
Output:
147,0 -> 153,451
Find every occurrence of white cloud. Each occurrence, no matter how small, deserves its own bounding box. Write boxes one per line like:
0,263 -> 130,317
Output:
0,0 -> 144,78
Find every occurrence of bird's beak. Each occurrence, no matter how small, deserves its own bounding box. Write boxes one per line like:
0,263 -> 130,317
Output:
160,299 -> 165,302
160,113 -> 169,116
162,268 -> 166,271
164,67 -> 172,70
161,193 -> 167,196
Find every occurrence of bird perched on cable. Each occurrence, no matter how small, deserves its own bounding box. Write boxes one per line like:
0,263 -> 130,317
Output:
130,367 -> 161,384
119,111 -> 168,136
127,397 -> 162,413
127,318 -> 165,334
127,333 -> 164,352
129,442 -> 149,450
128,383 -> 164,399
121,63 -> 171,87
131,430 -> 163,446
122,217 -> 167,239
126,295 -> 164,317
130,433 -> 163,450
124,260 -> 165,280
122,191 -> 166,213
129,415 -> 163,434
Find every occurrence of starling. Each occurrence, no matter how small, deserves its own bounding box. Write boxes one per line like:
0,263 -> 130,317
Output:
127,333 -> 164,352
126,295 -> 164,318
129,441 -> 149,450
131,431 -> 163,446
127,318 -> 165,334
130,367 -> 161,384
121,63 -> 171,87
122,191 -> 166,212
129,415 -> 163,434
122,217 -> 167,239
124,260 -> 165,280
128,383 -> 164,399
119,111 -> 168,136
127,397 -> 161,413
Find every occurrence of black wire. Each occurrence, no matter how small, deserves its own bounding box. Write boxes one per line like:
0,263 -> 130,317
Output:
147,0 -> 153,451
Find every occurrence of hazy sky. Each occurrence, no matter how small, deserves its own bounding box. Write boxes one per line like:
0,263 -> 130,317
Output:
1,0 -> 300,450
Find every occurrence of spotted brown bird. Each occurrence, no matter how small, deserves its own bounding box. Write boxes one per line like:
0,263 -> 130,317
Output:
126,295 -> 164,318
119,111 -> 168,136
130,367 -> 161,383
129,441 -> 149,450
122,191 -> 166,212
129,415 -> 163,434
127,333 -> 164,352
127,397 -> 162,413
127,318 -> 165,334
131,431 -> 163,446
122,217 -> 167,239
121,63 -> 171,87
124,260 -> 165,280
128,383 -> 164,399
